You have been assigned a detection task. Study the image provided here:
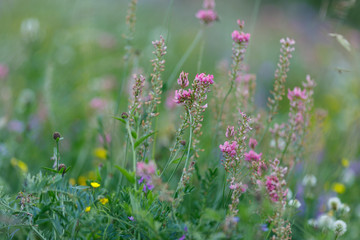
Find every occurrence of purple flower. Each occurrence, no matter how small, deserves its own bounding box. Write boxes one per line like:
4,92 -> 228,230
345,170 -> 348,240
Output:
128,216 -> 134,221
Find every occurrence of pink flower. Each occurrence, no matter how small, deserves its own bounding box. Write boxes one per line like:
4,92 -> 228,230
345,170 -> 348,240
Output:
203,0 -> 215,9
231,30 -> 250,43
174,89 -> 193,104
236,19 -> 244,29
194,73 -> 214,86
136,161 -> 156,176
287,87 -> 307,101
166,92 -> 177,109
249,138 -> 258,149
0,64 -> 9,79
244,150 -> 262,162
225,126 -> 236,138
219,141 -> 238,158
177,71 -> 189,88
90,98 -> 107,110
266,175 -> 279,202
195,9 -> 218,24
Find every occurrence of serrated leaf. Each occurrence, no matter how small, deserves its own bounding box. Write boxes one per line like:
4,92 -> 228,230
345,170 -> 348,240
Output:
134,131 -> 156,148
329,33 -> 351,52
115,165 -> 135,184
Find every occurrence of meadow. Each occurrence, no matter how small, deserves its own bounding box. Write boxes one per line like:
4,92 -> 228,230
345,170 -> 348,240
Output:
0,0 -> 360,239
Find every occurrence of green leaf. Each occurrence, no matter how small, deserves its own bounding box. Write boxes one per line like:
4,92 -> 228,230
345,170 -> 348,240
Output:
112,116 -> 126,124
170,157 -> 182,164
134,131 -> 156,148
131,130 -> 137,139
329,33 -> 351,52
41,167 -> 58,173
115,165 -> 135,184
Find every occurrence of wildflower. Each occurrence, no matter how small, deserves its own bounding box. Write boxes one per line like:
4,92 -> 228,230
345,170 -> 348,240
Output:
219,141 -> 238,158
288,199 -> 301,208
85,206 -> 91,212
260,224 -> 269,232
177,71 -> 189,88
174,89 -> 193,104
225,126 -> 236,138
266,175 -> 280,202
244,150 -> 262,162
287,87 -> 307,101
328,197 -> 342,211
10,158 -> 28,173
317,214 -> 335,229
136,161 -> 157,193
69,178 -> 76,185
53,132 -> 61,140
99,198 -> 109,205
302,174 -> 317,187
341,158 -> 349,167
194,73 -> 214,86
90,98 -> 107,110
178,235 -> 186,240
91,182 -> 101,188
249,138 -> 257,149
78,176 -> 86,186
332,183 -> 346,194
94,147 -> 107,160
340,204 -> 350,213
128,216 -> 134,221
0,64 -> 9,79
8,120 -> 25,133
332,220 -> 347,236
231,30 -> 250,43
195,9 -> 218,25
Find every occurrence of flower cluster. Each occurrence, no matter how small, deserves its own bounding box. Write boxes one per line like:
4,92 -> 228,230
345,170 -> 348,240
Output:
219,141 -> 239,158
195,0 -> 218,25
136,161 -> 156,192
265,159 -> 288,203
231,31 -> 250,43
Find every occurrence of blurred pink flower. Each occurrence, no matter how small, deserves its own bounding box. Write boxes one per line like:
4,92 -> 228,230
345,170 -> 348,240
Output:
287,87 -> 307,101
219,141 -> 238,158
195,9 -> 218,25
249,138 -> 258,149
244,150 -> 262,162
0,64 -> 9,79
90,98 -> 107,110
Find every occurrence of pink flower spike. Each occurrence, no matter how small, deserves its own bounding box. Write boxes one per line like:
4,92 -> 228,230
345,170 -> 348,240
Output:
231,30 -> 250,43
219,141 -> 238,158
249,138 -> 258,149
177,71 -> 189,88
195,73 -> 214,85
236,19 -> 244,29
244,150 -> 262,162
174,89 -> 193,104
195,9 -> 218,25
287,87 -> 307,101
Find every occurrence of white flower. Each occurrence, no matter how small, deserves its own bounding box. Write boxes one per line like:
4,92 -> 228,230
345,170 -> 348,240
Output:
20,18 -> 40,41
317,214 -> 335,229
332,220 -> 347,236
340,204 -> 350,213
307,219 -> 317,227
302,174 -> 317,187
287,189 -> 293,200
328,197 -> 342,211
288,199 -> 301,208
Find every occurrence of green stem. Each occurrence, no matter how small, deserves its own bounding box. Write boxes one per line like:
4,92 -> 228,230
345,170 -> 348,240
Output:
56,140 -> 60,170
126,121 -> 137,190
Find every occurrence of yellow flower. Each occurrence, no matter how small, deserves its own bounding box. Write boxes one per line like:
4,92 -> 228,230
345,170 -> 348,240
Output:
69,178 -> 76,185
99,198 -> 109,205
17,160 -> 28,173
85,206 -> 91,212
94,148 -> 107,160
78,176 -> 87,186
332,183 -> 346,194
341,158 -> 349,168
10,158 -> 28,173
91,182 -> 100,188
10,157 -> 18,166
